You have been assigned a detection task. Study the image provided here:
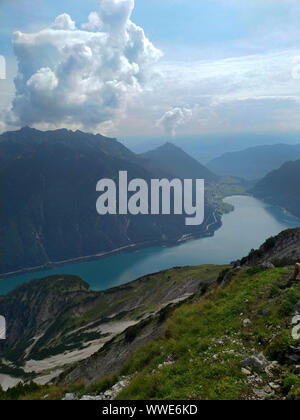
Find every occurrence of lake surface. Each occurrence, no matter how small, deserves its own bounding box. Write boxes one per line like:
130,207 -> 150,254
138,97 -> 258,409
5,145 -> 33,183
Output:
1,195 -> 300,295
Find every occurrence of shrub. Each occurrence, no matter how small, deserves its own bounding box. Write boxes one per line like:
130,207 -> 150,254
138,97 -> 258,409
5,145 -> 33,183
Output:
0,382 -> 40,401
279,300 -> 294,317
266,334 -> 291,363
282,373 -> 300,399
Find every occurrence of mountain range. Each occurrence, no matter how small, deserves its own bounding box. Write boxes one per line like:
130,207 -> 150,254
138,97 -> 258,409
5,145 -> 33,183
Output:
0,127 -> 224,275
207,143 -> 300,180
125,132 -> 300,163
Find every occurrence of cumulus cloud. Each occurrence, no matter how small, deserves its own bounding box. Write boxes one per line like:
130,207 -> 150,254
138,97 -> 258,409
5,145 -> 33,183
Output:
82,12 -> 102,31
52,13 -> 76,30
98,0 -> 134,32
27,67 -> 58,91
8,0 -> 162,131
156,107 -> 193,137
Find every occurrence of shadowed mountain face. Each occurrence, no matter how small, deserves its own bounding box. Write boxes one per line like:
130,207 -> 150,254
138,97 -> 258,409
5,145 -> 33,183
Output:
0,128 -> 219,274
141,142 -> 218,181
207,143 -> 300,181
251,159 -> 300,219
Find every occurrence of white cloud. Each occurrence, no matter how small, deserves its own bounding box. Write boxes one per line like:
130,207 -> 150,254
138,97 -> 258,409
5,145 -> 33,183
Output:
114,49 -> 300,136
157,107 -> 193,137
52,13 -> 76,30
82,12 -> 102,31
98,0 -> 134,32
27,67 -> 58,91
7,0 -> 162,131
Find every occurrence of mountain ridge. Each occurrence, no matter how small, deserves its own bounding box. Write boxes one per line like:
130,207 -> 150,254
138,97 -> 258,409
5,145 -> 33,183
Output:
0,127 -> 223,275
238,228 -> 300,267
207,143 -> 300,180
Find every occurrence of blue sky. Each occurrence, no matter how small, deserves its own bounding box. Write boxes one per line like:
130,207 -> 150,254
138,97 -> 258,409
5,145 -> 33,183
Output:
134,0 -> 300,50
1,0 -> 299,56
0,0 -> 299,137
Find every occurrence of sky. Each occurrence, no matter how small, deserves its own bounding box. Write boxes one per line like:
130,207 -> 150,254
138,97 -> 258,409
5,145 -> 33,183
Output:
0,0 -> 299,138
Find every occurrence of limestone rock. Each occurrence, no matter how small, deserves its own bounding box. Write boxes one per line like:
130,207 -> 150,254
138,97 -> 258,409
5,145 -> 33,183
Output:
241,353 -> 268,372
253,389 -> 270,399
63,393 -> 77,401
261,262 -> 275,269
241,368 -> 251,375
243,319 -> 252,327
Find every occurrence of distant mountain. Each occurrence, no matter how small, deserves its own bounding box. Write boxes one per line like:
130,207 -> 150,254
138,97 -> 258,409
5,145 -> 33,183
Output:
207,143 -> 300,180
0,128 -> 220,274
141,142 -> 218,181
125,132 -> 300,162
251,159 -> 300,218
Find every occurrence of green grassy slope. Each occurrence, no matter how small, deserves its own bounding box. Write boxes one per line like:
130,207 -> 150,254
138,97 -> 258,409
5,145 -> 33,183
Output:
117,267 -> 300,400
3,265 -> 300,400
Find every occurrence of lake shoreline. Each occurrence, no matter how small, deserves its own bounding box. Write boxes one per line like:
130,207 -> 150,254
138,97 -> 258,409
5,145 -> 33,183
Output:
3,195 -> 299,297
0,210 -> 223,281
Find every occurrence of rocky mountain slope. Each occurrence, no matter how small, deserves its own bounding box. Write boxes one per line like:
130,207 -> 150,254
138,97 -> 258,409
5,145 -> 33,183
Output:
57,263 -> 300,401
0,265 -> 224,385
251,159 -> 300,218
0,127 -> 224,275
5,262 -> 300,401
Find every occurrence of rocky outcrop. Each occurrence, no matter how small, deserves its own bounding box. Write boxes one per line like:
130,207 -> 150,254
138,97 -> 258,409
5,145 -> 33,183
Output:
62,375 -> 133,400
238,300 -> 300,400
238,228 -> 300,267
241,353 -> 268,372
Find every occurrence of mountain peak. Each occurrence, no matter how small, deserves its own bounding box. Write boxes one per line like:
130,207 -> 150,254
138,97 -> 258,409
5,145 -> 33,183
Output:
19,126 -> 38,133
141,142 -> 218,181
160,142 -> 181,151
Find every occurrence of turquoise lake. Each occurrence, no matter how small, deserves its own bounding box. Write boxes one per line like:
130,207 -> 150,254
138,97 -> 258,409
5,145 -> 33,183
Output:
1,195 -> 300,295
